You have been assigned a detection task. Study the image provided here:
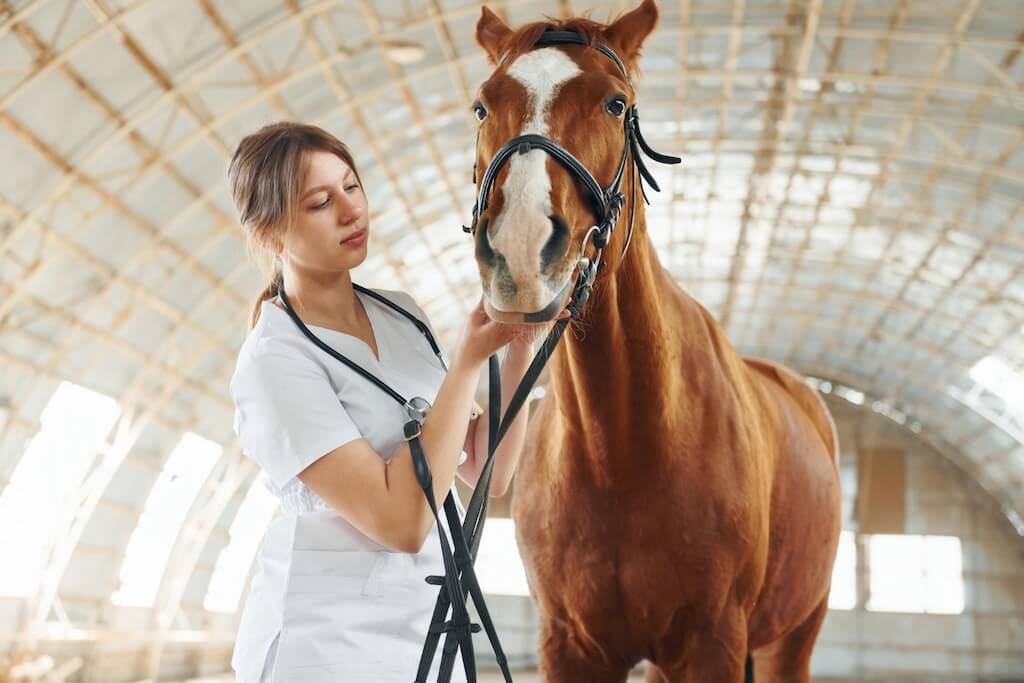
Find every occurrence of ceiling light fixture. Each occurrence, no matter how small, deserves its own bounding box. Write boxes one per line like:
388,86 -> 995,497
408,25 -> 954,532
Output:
383,39 -> 426,64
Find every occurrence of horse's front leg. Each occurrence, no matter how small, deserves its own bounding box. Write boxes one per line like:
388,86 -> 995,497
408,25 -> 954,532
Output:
652,609 -> 749,683
657,639 -> 748,683
537,616 -> 633,683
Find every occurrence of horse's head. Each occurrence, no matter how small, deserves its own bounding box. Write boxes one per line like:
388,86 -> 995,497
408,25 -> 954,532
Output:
470,1 -> 660,323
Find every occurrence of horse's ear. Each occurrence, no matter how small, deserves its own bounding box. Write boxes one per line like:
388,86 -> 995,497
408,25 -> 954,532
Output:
605,0 -> 659,65
476,6 -> 512,65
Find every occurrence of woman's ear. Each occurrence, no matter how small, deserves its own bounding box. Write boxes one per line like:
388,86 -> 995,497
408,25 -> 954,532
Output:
476,6 -> 512,64
604,0 -> 659,66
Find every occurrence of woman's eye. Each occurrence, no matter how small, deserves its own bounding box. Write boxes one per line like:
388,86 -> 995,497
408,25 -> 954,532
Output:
313,197 -> 330,209
472,103 -> 487,122
344,184 -> 358,193
605,97 -> 626,117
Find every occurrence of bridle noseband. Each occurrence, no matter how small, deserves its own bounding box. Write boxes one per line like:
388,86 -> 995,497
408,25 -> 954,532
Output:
463,29 -> 681,316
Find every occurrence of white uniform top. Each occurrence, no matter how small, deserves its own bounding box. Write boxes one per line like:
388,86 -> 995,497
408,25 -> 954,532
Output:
229,288 -> 469,683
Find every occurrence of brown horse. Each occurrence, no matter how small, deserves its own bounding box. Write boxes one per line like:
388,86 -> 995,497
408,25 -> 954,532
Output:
469,2 -> 842,682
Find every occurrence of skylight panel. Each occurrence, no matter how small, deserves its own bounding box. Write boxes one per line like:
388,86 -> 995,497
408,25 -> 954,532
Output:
111,432 -> 221,607
203,479 -> 278,614
969,354 -> 1024,409
0,382 -> 120,597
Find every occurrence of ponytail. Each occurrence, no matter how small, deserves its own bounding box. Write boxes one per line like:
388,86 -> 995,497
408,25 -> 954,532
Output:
248,269 -> 283,331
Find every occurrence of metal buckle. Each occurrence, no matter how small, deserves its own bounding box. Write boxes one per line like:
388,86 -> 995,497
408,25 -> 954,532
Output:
404,421 -> 422,441
579,225 -> 600,257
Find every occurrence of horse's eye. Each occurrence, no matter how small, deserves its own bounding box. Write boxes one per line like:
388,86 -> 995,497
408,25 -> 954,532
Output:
473,102 -> 488,122
605,97 -> 626,117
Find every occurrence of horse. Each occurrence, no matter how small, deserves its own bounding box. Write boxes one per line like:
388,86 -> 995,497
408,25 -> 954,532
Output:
467,2 -> 842,682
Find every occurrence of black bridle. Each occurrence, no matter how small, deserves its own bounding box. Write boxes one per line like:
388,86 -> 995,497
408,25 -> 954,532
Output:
464,29 -> 681,315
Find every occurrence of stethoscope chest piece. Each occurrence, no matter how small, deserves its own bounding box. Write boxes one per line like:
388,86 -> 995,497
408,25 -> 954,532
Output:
404,396 -> 432,424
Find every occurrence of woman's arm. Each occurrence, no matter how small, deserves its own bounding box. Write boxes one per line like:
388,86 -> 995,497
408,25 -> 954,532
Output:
456,337 -> 535,497
299,354 -> 482,553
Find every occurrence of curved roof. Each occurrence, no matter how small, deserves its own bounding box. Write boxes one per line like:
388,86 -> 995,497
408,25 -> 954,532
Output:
0,0 -> 1022,655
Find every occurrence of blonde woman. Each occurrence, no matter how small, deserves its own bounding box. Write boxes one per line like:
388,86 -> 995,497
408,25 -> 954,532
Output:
226,122 -> 563,682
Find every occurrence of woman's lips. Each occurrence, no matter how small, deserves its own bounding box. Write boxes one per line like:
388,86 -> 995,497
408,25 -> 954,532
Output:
340,229 -> 366,246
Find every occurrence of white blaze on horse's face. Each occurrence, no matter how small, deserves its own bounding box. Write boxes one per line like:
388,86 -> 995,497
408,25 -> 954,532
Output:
487,48 -> 581,313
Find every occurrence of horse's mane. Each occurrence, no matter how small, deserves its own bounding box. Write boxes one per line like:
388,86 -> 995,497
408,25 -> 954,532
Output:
499,14 -> 642,77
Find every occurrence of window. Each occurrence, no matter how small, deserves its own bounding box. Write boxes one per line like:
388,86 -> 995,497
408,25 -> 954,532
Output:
970,355 -> 1024,414
204,479 -> 279,613
474,518 -> 530,597
111,432 -> 221,607
0,382 -> 120,597
867,534 -> 964,614
828,530 -> 856,610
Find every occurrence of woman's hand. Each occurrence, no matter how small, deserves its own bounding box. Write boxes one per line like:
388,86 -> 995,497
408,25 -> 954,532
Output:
450,296 -> 570,369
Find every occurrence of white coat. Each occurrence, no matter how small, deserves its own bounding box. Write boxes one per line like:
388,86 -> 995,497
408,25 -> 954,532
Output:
229,289 -> 470,683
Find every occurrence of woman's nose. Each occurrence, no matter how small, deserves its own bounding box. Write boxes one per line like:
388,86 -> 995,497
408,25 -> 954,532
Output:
337,195 -> 362,224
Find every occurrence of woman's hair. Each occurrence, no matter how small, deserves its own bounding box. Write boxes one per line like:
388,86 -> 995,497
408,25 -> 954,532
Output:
228,121 -> 364,330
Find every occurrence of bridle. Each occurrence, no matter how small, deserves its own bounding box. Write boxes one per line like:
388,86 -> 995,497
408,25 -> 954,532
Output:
464,29 -> 681,316
404,28 -> 682,683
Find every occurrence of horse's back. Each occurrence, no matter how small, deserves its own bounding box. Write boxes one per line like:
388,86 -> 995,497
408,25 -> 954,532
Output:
743,357 -> 839,471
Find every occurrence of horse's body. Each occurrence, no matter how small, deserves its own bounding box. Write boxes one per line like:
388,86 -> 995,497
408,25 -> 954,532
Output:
468,3 -> 842,680
512,241 -> 841,682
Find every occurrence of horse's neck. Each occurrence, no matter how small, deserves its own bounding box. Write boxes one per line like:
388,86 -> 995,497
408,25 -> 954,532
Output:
548,224 -> 718,475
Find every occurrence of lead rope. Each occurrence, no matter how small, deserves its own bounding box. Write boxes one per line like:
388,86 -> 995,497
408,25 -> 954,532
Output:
416,305 -> 581,683
413,97 -> 678,682
415,100 -> 676,683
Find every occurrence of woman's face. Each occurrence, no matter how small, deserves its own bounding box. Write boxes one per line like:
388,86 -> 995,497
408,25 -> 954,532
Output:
281,150 -> 369,273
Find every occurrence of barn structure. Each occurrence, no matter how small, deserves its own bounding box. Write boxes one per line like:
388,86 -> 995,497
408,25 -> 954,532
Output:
1,0 -> 1022,681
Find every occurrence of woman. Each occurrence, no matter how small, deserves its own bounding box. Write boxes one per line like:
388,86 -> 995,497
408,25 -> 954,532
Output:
226,122 -> 563,682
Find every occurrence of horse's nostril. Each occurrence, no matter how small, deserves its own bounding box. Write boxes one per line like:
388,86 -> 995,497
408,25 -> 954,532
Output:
540,214 -> 570,273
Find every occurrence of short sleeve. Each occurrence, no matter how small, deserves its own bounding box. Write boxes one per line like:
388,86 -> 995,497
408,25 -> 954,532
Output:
230,347 -> 363,490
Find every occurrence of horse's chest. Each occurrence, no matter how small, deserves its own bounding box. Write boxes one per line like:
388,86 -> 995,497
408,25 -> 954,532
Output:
514,495 -> 721,641
518,447 -> 764,629
513,447 -> 743,611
